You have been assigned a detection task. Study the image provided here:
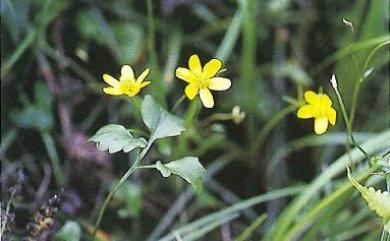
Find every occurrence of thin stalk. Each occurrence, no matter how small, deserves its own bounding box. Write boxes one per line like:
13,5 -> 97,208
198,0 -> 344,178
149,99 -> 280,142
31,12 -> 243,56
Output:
146,0 -> 165,106
330,77 -> 370,159
1,29 -> 36,78
171,95 -> 186,113
201,113 -> 234,127
350,40 -> 390,126
239,0 -> 257,141
92,140 -> 153,237
41,131 -> 65,188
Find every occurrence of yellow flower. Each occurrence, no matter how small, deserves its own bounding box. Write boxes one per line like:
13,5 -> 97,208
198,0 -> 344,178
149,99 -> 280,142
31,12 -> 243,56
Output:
102,65 -> 151,97
175,54 -> 231,108
297,90 -> 337,135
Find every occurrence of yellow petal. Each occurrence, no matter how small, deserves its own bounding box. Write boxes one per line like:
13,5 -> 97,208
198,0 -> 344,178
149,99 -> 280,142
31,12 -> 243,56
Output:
304,91 -> 320,104
203,59 -> 222,78
103,87 -> 123,96
297,105 -> 314,119
175,67 -> 195,83
137,68 -> 150,83
199,88 -> 214,108
314,116 -> 329,135
327,107 -> 336,125
121,65 -> 135,80
188,54 -> 202,73
102,74 -> 119,87
140,81 -> 151,88
209,77 -> 231,91
320,94 -> 332,107
185,83 -> 199,100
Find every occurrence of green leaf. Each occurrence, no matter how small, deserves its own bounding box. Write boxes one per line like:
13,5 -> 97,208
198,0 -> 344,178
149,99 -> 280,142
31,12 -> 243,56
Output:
347,167 -> 390,223
89,124 -> 147,154
155,157 -> 206,194
53,221 -> 81,241
141,95 -> 185,141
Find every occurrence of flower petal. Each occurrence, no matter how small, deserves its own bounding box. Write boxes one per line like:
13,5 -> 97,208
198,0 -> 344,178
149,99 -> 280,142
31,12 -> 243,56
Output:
203,59 -> 222,78
121,65 -> 135,80
137,68 -> 150,83
188,54 -> 202,73
297,105 -> 314,119
140,81 -> 151,88
103,74 -> 119,87
314,116 -> 329,135
209,77 -> 231,91
327,107 -> 336,125
199,88 -> 214,108
103,87 -> 123,96
185,83 -> 199,100
175,67 -> 195,83
320,94 -> 332,107
304,91 -> 320,104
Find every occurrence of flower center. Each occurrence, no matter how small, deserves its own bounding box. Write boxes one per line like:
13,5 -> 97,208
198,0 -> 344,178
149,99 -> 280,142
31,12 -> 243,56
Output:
194,73 -> 210,89
120,81 -> 139,95
313,103 -> 327,117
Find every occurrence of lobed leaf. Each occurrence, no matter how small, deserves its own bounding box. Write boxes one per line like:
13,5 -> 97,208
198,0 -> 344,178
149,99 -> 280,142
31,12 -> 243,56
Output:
347,167 -> 390,224
89,124 -> 147,154
141,95 -> 185,141
156,157 -> 206,194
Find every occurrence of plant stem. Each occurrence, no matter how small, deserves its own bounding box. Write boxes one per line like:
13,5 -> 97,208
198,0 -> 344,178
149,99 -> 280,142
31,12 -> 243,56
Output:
201,113 -> 233,127
330,80 -> 370,159
350,40 -> 390,127
41,131 -> 65,188
171,94 -> 186,113
146,0 -> 166,106
1,28 -> 36,78
92,140 -> 153,237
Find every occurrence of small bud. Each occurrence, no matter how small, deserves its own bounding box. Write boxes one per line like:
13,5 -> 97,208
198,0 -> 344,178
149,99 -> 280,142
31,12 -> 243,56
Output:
342,18 -> 354,32
330,74 -> 338,89
231,106 -> 246,124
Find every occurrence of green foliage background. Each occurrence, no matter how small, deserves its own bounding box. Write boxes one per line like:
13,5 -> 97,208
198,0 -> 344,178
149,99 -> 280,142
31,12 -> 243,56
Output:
1,0 -> 389,240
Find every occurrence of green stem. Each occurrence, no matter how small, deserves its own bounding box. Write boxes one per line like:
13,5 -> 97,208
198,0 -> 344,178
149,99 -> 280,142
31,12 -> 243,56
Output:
1,29 -> 36,78
201,113 -> 234,127
350,40 -> 390,126
171,94 -> 186,113
146,0 -> 165,106
92,140 -> 153,237
41,131 -> 65,188
331,81 -> 370,159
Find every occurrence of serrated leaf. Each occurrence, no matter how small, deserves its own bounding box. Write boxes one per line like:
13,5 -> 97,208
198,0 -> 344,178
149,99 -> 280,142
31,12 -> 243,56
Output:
141,95 -> 185,141
89,124 -> 147,154
155,157 -> 206,194
53,221 -> 81,241
347,167 -> 390,225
